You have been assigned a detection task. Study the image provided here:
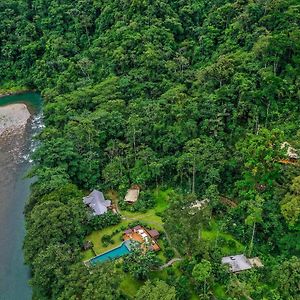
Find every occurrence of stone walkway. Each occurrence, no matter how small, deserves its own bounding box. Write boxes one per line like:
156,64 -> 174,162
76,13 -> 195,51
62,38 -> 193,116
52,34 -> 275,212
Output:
159,258 -> 183,270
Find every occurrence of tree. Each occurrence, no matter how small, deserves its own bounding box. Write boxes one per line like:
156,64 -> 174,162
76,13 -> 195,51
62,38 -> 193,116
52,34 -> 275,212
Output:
192,259 -> 212,296
178,137 -> 225,193
245,195 -> 264,257
24,200 -> 86,264
123,248 -> 161,280
236,128 -> 284,193
31,244 -> 79,299
164,193 -> 211,256
58,263 -> 121,300
226,276 -> 254,300
136,280 -> 176,300
272,256 -> 300,299
102,156 -> 129,190
281,175 -> 300,228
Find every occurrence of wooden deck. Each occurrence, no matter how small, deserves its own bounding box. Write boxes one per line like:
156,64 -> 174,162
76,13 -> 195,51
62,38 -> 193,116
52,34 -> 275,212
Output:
123,228 -> 160,251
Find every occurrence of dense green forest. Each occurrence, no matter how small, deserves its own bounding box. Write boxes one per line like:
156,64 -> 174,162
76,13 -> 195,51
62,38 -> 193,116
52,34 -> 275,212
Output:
1,0 -> 300,299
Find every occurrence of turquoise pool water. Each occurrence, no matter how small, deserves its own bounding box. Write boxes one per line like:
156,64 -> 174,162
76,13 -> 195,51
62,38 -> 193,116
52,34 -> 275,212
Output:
90,242 -> 131,265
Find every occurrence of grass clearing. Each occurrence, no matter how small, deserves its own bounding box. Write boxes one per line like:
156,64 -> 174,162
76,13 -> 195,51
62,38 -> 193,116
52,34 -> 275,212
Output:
82,207 -> 164,260
153,188 -> 173,213
202,228 -> 245,255
83,221 -> 131,258
82,249 -> 95,261
121,209 -> 164,230
120,274 -> 143,298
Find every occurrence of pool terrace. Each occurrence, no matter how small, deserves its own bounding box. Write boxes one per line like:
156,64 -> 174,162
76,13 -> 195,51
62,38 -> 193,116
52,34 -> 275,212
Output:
87,240 -> 132,265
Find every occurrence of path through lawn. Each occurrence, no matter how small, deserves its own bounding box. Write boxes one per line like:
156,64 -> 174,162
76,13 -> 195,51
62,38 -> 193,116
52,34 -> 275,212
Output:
83,188 -> 174,260
83,209 -> 164,260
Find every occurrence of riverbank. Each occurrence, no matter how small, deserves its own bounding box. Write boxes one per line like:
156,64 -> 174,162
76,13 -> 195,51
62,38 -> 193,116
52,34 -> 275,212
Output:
0,87 -> 33,99
0,93 -> 42,300
0,103 -> 31,136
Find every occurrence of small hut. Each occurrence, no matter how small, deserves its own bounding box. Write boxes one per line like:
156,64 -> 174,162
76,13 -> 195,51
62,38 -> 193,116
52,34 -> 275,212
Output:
222,254 -> 263,273
124,185 -> 140,204
83,241 -> 93,251
281,142 -> 299,160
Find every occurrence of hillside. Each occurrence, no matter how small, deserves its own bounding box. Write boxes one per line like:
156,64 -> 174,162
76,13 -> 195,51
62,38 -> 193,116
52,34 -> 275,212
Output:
1,0 -> 299,299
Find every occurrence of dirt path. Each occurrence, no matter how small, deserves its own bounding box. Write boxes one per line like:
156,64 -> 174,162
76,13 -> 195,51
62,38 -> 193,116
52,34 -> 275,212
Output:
159,258 -> 183,270
108,190 -> 182,259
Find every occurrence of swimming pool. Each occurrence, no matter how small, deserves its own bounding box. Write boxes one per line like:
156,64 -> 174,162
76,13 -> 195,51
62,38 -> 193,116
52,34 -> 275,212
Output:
90,241 -> 131,265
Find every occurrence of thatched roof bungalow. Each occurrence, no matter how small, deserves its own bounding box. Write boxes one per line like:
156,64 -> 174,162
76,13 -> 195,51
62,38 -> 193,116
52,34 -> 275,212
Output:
124,185 -> 140,204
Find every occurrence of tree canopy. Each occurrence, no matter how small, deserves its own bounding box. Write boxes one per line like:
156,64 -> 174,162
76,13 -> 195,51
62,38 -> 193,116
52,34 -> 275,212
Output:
1,0 -> 299,298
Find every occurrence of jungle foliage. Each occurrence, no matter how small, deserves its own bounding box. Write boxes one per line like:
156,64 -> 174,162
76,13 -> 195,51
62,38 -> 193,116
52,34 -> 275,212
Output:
1,0 -> 299,299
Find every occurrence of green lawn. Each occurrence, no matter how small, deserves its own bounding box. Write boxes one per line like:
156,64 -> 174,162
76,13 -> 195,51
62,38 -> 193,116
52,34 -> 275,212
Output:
82,249 -> 95,261
83,221 -> 130,258
202,228 -> 245,255
120,275 -> 143,298
121,209 -> 164,230
82,206 -> 165,260
153,188 -> 173,214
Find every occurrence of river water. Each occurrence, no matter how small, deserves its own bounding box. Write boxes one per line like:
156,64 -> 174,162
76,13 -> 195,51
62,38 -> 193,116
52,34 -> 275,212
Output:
0,93 -> 42,300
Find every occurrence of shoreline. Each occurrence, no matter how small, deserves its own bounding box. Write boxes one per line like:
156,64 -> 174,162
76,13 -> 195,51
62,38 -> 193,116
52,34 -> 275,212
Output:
0,89 -> 34,99
0,103 -> 31,136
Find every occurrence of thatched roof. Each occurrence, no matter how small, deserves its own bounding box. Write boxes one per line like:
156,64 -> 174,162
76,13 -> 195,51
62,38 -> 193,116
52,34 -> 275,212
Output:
124,186 -> 140,203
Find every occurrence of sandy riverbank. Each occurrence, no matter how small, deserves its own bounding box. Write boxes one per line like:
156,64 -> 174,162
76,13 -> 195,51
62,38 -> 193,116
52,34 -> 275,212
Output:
0,104 -> 31,136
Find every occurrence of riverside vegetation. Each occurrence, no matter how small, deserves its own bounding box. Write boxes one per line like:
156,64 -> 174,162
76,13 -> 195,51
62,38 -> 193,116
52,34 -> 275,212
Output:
0,0 -> 299,299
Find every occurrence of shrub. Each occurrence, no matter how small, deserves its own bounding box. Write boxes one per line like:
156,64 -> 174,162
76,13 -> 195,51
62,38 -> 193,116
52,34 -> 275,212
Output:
101,234 -> 114,246
227,239 -> 237,249
165,247 -> 175,260
88,211 -> 121,232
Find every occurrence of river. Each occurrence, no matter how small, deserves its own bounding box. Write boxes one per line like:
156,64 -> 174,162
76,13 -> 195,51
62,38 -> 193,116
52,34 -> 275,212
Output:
0,93 -> 42,300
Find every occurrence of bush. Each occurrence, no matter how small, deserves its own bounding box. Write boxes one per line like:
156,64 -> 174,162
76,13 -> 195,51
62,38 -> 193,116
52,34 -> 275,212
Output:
102,241 -> 109,247
227,239 -> 236,249
165,247 -> 175,260
167,267 -> 175,276
101,234 -> 114,245
217,236 -> 227,247
88,211 -> 121,232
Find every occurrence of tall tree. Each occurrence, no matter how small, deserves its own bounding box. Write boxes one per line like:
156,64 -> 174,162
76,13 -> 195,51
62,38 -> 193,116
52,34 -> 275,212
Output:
281,175 -> 300,228
192,259 -> 212,296
136,280 -> 176,300
245,195 -> 264,257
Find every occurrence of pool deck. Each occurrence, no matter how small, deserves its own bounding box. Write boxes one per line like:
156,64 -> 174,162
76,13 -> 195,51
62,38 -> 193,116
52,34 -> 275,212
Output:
123,227 -> 160,251
85,240 -> 132,266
